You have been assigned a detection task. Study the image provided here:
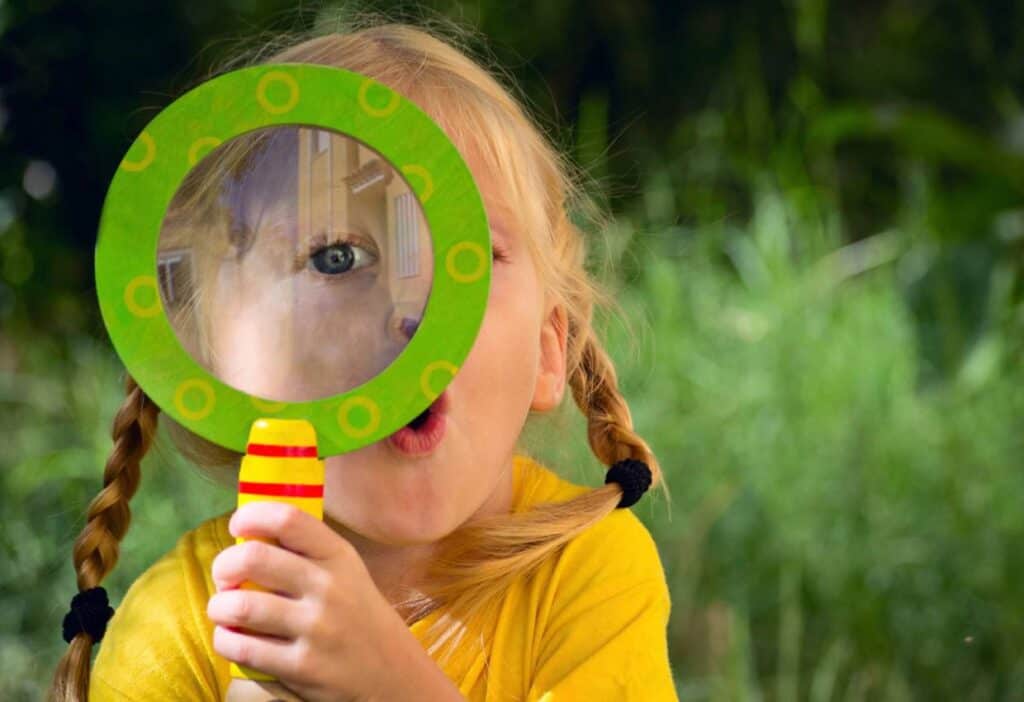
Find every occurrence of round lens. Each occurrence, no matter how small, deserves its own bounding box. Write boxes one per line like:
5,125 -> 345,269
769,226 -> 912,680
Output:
157,126 -> 433,402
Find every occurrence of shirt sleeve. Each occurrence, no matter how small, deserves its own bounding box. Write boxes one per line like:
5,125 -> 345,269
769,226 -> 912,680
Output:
525,511 -> 679,701
89,524 -> 227,702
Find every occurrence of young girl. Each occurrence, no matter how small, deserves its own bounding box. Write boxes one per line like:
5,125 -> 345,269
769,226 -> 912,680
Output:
50,18 -> 677,702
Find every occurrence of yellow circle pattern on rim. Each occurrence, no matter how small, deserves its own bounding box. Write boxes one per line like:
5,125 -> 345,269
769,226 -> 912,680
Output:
445,241 -> 487,284
256,71 -> 300,115
120,131 -> 156,172
174,378 -> 216,421
250,397 -> 288,414
357,79 -> 401,118
420,360 -> 459,402
337,396 -> 381,438
400,165 -> 434,202
123,275 -> 162,318
188,137 -> 223,166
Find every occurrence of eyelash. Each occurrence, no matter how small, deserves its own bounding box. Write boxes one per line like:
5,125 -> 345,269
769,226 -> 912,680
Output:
297,233 -> 379,273
293,234 -> 505,267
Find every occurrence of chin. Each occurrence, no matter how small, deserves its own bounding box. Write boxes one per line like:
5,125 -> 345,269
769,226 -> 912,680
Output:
322,440 -> 469,544
353,508 -> 460,546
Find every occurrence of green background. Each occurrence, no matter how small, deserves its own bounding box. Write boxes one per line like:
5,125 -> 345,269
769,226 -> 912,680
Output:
1,1 -> 1022,700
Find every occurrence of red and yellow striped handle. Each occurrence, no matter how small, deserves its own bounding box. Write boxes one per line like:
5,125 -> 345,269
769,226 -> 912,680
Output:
229,418 -> 324,682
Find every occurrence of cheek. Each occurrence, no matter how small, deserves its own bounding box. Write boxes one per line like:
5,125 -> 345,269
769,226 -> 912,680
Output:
209,264 -> 404,399
456,268 -> 543,408
208,285 -> 286,394
293,274 -> 400,390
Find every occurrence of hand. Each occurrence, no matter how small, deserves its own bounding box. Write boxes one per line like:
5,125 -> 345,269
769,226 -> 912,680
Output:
207,502 -> 465,702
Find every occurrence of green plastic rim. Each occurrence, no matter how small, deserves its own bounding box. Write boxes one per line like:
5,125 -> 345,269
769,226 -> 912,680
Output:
96,64 -> 491,456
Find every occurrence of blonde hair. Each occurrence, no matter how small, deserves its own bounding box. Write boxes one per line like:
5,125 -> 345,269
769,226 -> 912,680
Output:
50,13 -> 665,701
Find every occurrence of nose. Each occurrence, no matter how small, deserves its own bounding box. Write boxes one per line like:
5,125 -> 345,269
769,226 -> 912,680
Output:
399,316 -> 420,341
388,303 -> 422,345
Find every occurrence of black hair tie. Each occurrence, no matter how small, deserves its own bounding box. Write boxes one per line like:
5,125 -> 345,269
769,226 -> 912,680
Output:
62,586 -> 115,644
604,458 -> 652,509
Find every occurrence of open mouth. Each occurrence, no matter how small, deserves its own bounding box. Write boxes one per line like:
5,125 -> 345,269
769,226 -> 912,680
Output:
407,406 -> 431,430
387,391 -> 448,455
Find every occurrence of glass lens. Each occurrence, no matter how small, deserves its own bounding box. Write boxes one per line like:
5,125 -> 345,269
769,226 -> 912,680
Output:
157,126 -> 433,402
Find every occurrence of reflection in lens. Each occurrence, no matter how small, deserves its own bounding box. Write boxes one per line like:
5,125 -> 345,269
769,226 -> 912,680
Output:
157,126 -> 434,402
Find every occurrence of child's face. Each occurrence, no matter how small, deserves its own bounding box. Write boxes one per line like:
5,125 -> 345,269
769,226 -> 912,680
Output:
319,144 -> 567,546
207,134 -> 567,546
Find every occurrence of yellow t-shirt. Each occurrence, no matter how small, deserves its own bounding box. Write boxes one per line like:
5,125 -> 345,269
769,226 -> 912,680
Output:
90,454 -> 678,701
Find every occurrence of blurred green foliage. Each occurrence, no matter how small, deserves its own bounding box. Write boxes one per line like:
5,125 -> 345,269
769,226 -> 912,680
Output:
2,1 -> 1023,700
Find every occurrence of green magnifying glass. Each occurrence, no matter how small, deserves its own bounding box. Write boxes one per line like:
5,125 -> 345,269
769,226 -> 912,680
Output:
95,64 -> 491,699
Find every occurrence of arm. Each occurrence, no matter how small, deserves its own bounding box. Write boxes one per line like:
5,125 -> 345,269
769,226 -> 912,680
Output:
216,619 -> 468,702
223,650 -> 467,702
371,629 -> 468,702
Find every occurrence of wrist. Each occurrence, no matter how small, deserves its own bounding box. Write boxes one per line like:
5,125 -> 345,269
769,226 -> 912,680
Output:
365,626 -> 465,702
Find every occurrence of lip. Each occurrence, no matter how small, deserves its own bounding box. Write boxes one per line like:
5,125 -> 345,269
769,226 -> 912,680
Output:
386,391 -> 448,456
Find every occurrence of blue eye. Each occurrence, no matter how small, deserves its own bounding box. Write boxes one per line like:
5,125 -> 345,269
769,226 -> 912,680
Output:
309,242 -> 376,275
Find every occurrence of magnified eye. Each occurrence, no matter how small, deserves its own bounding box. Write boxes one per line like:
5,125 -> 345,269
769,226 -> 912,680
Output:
309,241 -> 377,275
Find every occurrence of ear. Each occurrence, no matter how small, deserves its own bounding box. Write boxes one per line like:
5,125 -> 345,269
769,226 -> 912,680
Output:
531,302 -> 569,412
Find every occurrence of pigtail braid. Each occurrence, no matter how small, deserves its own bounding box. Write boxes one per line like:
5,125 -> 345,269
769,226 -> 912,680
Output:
48,374 -> 160,702
568,326 -> 661,478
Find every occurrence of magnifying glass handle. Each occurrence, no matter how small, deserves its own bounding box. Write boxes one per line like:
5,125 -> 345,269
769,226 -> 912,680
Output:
225,418 -> 324,700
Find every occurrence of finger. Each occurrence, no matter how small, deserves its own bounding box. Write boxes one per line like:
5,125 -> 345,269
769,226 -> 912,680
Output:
207,589 -> 306,640
213,624 -> 309,681
229,502 -> 351,562
212,539 -> 314,595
